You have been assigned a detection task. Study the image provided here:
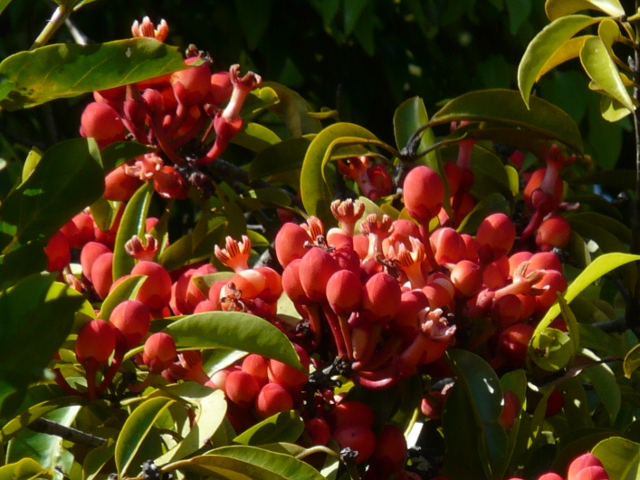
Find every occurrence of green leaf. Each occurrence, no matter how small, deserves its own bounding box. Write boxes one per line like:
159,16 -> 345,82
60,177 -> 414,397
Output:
429,89 -> 583,153
592,436 -> 640,479
0,138 -> 104,242
112,182 -> 154,280
166,446 -> 327,480
506,0 -> 531,35
0,0 -> 12,17
233,410 -> 304,446
249,137 -> 311,181
393,96 -> 438,168
0,239 -> 48,288
568,212 -> 631,244
162,312 -> 304,371
0,38 -> 186,110
545,0 -> 625,20
529,327 -> 574,372
233,122 -> 282,153
115,397 -> 175,476
100,142 -> 156,172
263,82 -> 322,136
624,344 -> 640,379
580,36 -> 634,112
235,0 -> 273,50
154,385 -> 227,464
83,441 -> 115,480
443,349 -> 509,479
584,362 -> 621,423
518,15 -> 602,108
0,277 -> 83,418
300,122 -> 379,225
97,275 -> 147,321
536,253 -> 640,333
0,458 -> 49,480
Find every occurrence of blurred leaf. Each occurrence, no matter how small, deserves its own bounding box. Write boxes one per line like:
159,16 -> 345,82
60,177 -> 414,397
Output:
0,458 -> 49,480
247,136 -> 309,181
545,0 -> 625,20
0,277 -> 83,418
567,212 -> 631,244
234,410 -> 304,446
300,122 -> 379,225
233,122 -> 281,153
344,0 -> 369,35
560,377 -> 594,429
393,96 -> 438,169
263,82 -> 322,136
100,142 -> 156,172
580,36 -> 634,112
112,182 -> 154,280
235,0 -> 273,50
444,349 -> 509,479
584,363 -> 621,423
430,89 -> 583,153
115,397 -> 175,476
518,15 -> 602,108
0,0 -> 11,17
558,295 -> 581,355
0,138 -> 104,242
162,312 -> 303,370
97,275 -> 147,321
592,436 -> 640,479
624,344 -> 640,379
505,0 -> 531,35
83,441 -> 115,480
0,238 -> 47,288
154,386 -> 226,464
0,38 -> 186,110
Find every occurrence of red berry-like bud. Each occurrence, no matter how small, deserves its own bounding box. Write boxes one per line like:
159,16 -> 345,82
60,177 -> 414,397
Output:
476,213 -> 516,261
79,102 -> 126,148
361,272 -> 401,322
538,474 -> 563,480
305,417 -> 331,446
281,259 -> 310,305
326,270 -> 362,315
498,391 -> 520,431
267,344 -> 309,394
492,294 -> 523,328
242,354 -> 269,387
109,300 -> 151,349
430,227 -> 465,265
333,425 -> 376,464
403,166 -> 445,222
131,261 -> 172,311
536,215 -> 571,252
225,370 -> 260,408
298,247 -> 340,303
80,241 -> 111,281
329,400 -> 374,430
528,251 -> 562,273
142,332 -> 176,373
45,231 -> 71,272
170,59 -> 212,106
209,71 -> 233,105
61,212 -> 95,248
449,260 -> 483,297
91,252 -> 114,300
545,388 -> 564,417
496,324 -> 534,367
370,425 -> 407,475
568,453 -> 605,480
420,391 -> 446,419
104,165 -> 143,202
76,319 -> 116,366
255,382 -> 294,419
573,467 -> 609,480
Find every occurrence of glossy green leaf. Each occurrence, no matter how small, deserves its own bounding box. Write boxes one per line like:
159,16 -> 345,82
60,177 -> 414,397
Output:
232,122 -> 281,153
0,38 -> 186,110
249,137 -> 311,181
263,81 -> 322,136
0,276 -> 83,418
568,212 -> 631,244
560,377 -> 594,429
190,445 -> 327,480
300,122 -> 378,225
234,410 -> 304,446
430,89 -> 583,153
592,436 -> 640,479
624,344 -> 640,379
584,362 -> 621,423
0,458 -> 49,480
154,385 -> 226,464
0,238 -> 48,288
97,275 -> 147,321
529,327 -> 574,372
393,96 -> 438,168
545,0 -> 625,20
499,370 -> 527,470
83,441 -> 115,480
518,15 -> 602,108
444,349 -> 509,479
0,396 -> 87,444
112,182 -> 154,280
540,36 -> 594,81
100,142 -> 156,172
537,253 -> 640,331
6,405 -> 81,479
0,138 -> 104,242
0,0 -> 12,17
162,312 -> 304,371
601,93 -> 632,122
115,397 -> 175,476
580,36 -> 634,112
558,295 -> 581,355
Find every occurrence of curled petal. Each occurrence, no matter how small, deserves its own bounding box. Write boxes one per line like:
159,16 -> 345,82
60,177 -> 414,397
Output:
214,235 -> 252,272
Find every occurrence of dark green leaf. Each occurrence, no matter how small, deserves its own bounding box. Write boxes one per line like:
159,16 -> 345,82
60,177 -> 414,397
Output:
235,0 -> 273,50
0,239 -> 47,288
624,344 -> 640,379
393,96 -> 438,168
162,312 -> 303,370
112,182 -> 154,280
263,82 -> 322,136
234,410 -> 304,446
429,89 -> 583,153
249,137 -> 311,181
0,38 -> 186,110
584,363 -> 621,423
0,138 -> 104,242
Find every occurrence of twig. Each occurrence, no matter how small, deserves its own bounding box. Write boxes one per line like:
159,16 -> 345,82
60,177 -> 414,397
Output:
31,4 -> 72,50
28,417 -> 106,448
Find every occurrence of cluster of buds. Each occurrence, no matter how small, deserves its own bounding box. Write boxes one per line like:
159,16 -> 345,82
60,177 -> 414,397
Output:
79,17 -> 262,200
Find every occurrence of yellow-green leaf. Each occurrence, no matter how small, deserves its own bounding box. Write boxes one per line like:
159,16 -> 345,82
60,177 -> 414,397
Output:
518,15 -> 602,108
537,35 -> 594,81
545,0 -> 625,21
0,458 -> 49,480
580,36 -> 634,112
624,344 -> 640,379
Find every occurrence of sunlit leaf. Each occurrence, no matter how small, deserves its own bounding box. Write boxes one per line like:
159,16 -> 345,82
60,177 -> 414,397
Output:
83,441 -> 115,480
518,15 -> 602,108
624,344 -> 640,379
601,93 -> 632,122
115,397 -> 175,476
545,0 -> 625,21
580,36 -> 634,112
234,410 -> 304,446
0,458 -> 49,480
0,38 -> 186,110
429,89 -> 583,153
538,35 -> 594,80
528,327 -> 574,372
592,436 -> 640,479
